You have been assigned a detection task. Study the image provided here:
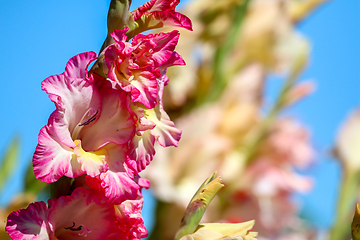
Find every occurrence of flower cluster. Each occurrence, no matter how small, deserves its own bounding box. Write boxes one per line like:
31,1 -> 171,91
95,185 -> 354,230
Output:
139,0 -> 318,238
5,0 -> 192,239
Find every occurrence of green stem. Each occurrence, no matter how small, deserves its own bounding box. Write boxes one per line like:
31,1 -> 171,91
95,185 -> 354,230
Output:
202,0 -> 251,104
243,66 -> 300,165
240,36 -> 308,164
329,170 -> 360,240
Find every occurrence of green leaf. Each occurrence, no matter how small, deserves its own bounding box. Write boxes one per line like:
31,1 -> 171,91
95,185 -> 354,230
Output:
0,137 -> 20,192
24,160 -> 48,195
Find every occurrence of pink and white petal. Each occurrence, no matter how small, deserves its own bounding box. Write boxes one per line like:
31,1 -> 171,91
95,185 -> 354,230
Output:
136,177 -> 151,189
131,0 -> 156,20
169,12 -> 193,31
110,28 -> 129,45
132,0 -> 180,20
149,0 -> 180,11
48,109 -> 76,149
137,12 -> 192,32
79,87 -> 136,151
151,30 -> 180,67
33,124 -> 73,183
130,70 -> 158,109
73,140 -> 109,177
159,51 -> 186,71
156,74 -> 167,105
104,45 -> 119,70
86,144 -> 140,204
100,171 -> 140,205
64,155 -> 85,179
129,103 -> 156,132
6,201 -> 53,240
48,188 -> 119,240
103,143 -> 128,172
134,175 -> 151,198
104,42 -> 134,74
64,51 -> 97,79
128,131 -> 156,172
108,64 -> 133,93
138,117 -> 157,132
115,199 -> 148,239
144,107 -> 182,147
42,74 -> 102,141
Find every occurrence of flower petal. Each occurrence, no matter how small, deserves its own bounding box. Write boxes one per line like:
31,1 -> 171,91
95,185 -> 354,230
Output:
115,199 -> 148,239
128,131 -> 156,172
64,51 -> 97,79
33,122 -> 74,183
145,106 -> 182,147
85,145 -> 141,204
79,82 -> 136,150
48,188 -> 120,240
130,70 -> 158,108
41,73 -> 102,147
132,30 -> 181,67
73,140 -> 109,177
135,11 -> 193,32
131,0 -> 192,31
100,170 -> 140,205
6,201 -> 53,240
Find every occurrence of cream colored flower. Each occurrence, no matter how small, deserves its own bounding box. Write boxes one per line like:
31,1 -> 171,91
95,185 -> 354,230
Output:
180,221 -> 257,240
335,109 -> 360,171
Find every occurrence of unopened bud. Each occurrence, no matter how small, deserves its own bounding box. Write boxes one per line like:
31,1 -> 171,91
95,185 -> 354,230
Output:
175,173 -> 224,240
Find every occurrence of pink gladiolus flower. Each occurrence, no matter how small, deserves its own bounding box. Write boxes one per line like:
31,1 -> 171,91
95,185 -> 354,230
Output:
84,144 -> 150,204
106,27 -> 185,108
102,28 -> 183,172
130,0 -> 192,34
33,52 -> 144,203
127,76 -> 182,173
6,187 -> 148,240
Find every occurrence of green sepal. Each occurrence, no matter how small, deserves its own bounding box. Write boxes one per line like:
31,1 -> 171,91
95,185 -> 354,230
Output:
174,172 -> 224,240
352,203 -> 360,240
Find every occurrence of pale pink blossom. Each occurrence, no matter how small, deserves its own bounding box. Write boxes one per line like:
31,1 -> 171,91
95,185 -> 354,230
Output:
262,118 -> 314,168
241,119 -> 314,197
243,159 -> 312,197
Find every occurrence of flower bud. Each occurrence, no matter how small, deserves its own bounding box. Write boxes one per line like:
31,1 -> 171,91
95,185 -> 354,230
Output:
107,0 -> 132,34
352,203 -> 360,240
175,173 -> 224,240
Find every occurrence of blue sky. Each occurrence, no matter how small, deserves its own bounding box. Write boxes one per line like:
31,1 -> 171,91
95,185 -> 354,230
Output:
0,0 -> 359,233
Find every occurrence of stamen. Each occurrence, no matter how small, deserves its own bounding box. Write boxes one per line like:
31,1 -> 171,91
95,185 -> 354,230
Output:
79,109 -> 99,126
64,222 -> 82,231
128,75 -> 135,82
64,222 -> 75,229
71,108 -> 99,140
78,224 -> 92,237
